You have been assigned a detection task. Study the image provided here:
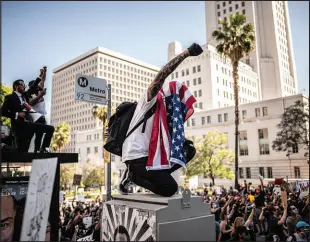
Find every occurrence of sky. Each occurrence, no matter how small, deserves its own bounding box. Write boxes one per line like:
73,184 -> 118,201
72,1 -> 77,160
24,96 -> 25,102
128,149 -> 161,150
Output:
1,1 -> 309,121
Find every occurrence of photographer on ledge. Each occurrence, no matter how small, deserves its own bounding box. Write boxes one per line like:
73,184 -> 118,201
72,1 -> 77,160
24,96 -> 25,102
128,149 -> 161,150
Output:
27,66 -> 49,153
1,67 -> 54,153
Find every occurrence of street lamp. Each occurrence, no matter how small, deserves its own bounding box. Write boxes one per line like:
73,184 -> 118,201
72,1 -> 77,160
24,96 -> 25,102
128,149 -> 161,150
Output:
286,150 -> 293,179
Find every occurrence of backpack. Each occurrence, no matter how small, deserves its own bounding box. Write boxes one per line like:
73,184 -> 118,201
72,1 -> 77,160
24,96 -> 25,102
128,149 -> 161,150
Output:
104,102 -> 156,157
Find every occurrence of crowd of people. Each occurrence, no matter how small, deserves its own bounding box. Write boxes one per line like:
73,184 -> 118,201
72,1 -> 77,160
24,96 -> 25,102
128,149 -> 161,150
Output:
200,178 -> 309,241
60,196 -> 103,241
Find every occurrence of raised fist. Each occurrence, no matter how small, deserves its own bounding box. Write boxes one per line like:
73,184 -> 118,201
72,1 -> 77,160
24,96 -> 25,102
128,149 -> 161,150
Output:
187,43 -> 203,56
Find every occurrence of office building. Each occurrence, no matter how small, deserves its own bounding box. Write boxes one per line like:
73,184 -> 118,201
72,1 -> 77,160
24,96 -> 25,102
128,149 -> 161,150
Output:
51,47 -> 160,153
168,42 -> 260,110
183,94 -> 308,187
205,1 -> 298,100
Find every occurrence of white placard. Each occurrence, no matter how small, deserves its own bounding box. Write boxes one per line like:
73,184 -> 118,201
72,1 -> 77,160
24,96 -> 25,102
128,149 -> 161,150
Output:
20,158 -> 58,241
77,195 -> 85,202
83,217 -> 93,228
1,125 -> 9,137
59,191 -> 64,203
75,74 -> 107,104
273,186 -> 281,196
297,181 -> 309,198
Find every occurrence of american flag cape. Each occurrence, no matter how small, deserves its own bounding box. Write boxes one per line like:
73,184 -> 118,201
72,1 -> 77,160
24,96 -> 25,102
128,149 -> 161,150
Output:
146,81 -> 196,170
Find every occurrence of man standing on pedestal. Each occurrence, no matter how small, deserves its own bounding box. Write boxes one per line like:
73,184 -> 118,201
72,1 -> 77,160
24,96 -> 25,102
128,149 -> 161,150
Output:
118,43 -> 203,197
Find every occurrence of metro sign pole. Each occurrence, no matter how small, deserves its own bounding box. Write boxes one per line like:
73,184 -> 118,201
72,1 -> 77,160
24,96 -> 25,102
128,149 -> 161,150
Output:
75,74 -> 112,201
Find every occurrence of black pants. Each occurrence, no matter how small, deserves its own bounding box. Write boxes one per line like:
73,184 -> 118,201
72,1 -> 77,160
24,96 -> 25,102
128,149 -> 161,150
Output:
34,116 -> 47,151
127,157 -> 181,197
15,121 -> 55,152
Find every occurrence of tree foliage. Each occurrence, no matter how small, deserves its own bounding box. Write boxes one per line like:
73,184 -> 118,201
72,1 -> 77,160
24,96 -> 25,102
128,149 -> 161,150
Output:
272,100 -> 309,159
83,165 -> 105,187
92,105 -> 110,162
50,122 -> 71,152
60,164 -> 75,189
1,84 -> 13,127
212,13 -> 255,188
185,131 -> 235,186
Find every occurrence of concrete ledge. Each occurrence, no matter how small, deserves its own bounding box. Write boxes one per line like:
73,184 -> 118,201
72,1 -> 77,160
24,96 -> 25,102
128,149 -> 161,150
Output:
1,151 -> 78,164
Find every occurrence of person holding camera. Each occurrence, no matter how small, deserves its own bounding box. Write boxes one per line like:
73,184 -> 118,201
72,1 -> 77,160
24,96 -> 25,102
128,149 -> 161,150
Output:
28,66 -> 49,153
259,200 -> 288,241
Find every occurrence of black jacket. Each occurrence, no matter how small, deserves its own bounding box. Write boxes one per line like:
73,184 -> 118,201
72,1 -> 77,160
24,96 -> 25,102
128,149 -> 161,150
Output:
1,77 -> 41,131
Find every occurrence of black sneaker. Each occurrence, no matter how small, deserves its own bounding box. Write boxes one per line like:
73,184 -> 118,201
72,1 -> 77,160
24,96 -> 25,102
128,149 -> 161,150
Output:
118,167 -> 134,195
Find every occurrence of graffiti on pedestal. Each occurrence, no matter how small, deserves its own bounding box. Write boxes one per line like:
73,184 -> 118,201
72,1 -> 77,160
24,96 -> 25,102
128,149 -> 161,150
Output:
101,204 -> 156,241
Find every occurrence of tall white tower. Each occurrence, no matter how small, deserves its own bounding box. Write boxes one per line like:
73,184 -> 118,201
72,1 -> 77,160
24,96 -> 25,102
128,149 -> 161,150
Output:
205,1 -> 298,100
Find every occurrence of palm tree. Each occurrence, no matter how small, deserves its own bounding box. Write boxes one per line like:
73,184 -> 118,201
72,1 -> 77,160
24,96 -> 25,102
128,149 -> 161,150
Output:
92,105 -> 109,162
50,122 -> 71,152
212,13 -> 255,189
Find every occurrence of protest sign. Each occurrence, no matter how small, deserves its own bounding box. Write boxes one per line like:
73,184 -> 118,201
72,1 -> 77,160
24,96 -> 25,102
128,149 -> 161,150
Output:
296,181 -> 309,198
77,195 -> 85,202
83,217 -> 93,228
20,158 -> 58,241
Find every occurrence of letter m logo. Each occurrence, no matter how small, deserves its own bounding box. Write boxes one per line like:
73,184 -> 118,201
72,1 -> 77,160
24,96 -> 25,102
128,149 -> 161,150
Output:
78,77 -> 88,88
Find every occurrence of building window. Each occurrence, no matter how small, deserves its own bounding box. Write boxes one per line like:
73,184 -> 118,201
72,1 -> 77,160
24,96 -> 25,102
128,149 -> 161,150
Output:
263,107 -> 268,116
191,119 -> 195,126
193,66 -> 196,73
224,113 -> 228,122
186,69 -> 189,75
229,6 -> 232,12
199,90 -> 202,96
294,167 -> 300,178
267,167 -> 273,178
259,167 -> 265,177
202,117 -> 205,125
239,168 -> 244,179
175,72 -> 178,78
292,143 -> 299,153
217,89 -> 220,96
111,155 -> 115,162
207,116 -> 211,124
217,4 -> 220,9
197,65 -> 201,72
246,168 -> 251,179
223,2 -> 226,7
171,73 -> 174,79
194,91 -> 197,97
182,70 -> 185,76
199,103 -> 203,109
242,9 -> 246,14
87,147 -> 90,154
223,9 -> 226,14
242,110 -> 247,119
198,77 -> 201,84
242,1 -> 245,7
255,108 -> 261,117
193,79 -> 197,85
235,4 -> 239,9
240,131 -> 249,156
95,146 -> 98,154
218,114 -> 223,123
186,120 -> 190,127
186,80 -> 190,87
258,129 -> 270,155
